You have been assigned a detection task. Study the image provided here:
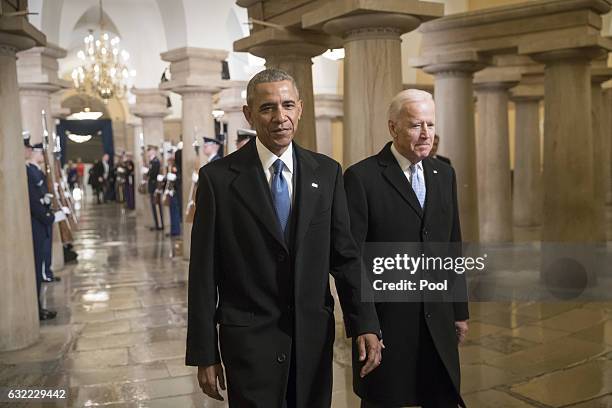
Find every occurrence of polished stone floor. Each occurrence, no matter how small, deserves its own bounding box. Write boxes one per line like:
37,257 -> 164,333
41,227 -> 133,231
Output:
0,203 -> 611,407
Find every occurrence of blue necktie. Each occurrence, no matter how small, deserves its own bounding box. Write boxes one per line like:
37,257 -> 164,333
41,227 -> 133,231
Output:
271,159 -> 290,232
410,164 -> 426,208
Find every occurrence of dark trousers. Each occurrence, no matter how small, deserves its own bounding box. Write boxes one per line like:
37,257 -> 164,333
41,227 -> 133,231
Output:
361,309 -> 460,408
149,193 -> 164,229
43,225 -> 53,281
169,194 -> 181,236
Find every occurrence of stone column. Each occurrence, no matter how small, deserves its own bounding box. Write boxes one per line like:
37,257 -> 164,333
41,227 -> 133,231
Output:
314,94 -> 343,158
605,87 -> 612,205
132,89 -> 169,148
235,30 -> 333,152
303,1 -> 443,165
160,47 -> 228,260
474,77 -> 517,243
216,82 -> 249,156
0,16 -> 46,350
129,121 -> 146,216
17,44 -> 70,272
132,89 -> 169,228
590,67 -> 612,234
510,85 -> 543,228
528,48 -> 606,243
320,15 -> 421,165
413,57 -> 486,242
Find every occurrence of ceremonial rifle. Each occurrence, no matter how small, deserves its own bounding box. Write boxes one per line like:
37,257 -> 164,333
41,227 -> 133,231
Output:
41,110 -> 73,243
184,138 -> 201,223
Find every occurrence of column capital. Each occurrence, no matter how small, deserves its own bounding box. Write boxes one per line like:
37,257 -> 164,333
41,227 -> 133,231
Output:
16,43 -> 69,87
412,50 -> 489,77
522,37 -> 612,64
591,67 -> 612,85
302,1 -> 442,38
234,27 -> 333,59
216,81 -> 247,112
131,88 -> 170,119
160,46 -> 228,90
314,94 -> 343,119
474,68 -> 521,91
510,84 -> 544,102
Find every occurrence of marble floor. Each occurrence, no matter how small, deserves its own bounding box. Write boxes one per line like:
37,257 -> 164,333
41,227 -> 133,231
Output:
0,203 -> 611,407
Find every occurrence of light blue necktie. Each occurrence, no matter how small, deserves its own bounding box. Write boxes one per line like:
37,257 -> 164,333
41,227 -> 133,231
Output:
409,163 -> 426,208
271,159 -> 290,232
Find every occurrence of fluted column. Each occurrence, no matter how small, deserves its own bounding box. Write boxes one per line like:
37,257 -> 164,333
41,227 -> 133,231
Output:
591,67 -> 612,233
216,82 -> 249,156
0,19 -> 45,350
18,44 -> 70,272
474,80 -> 516,242
314,94 -> 343,158
160,47 -> 228,260
510,89 -> 543,228
416,60 -> 485,242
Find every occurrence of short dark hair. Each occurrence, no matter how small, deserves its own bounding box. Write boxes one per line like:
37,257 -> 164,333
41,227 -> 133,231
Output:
246,68 -> 299,107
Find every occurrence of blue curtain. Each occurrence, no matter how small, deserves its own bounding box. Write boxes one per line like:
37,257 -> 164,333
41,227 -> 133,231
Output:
56,119 -> 114,166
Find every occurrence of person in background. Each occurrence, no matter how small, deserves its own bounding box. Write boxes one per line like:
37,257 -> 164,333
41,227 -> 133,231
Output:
24,138 -> 59,321
235,128 -> 256,150
166,153 -> 181,237
124,152 -> 136,210
147,146 -> 164,231
89,161 -> 103,204
66,160 -> 78,191
429,134 -> 451,166
76,157 -> 85,190
202,136 -> 222,163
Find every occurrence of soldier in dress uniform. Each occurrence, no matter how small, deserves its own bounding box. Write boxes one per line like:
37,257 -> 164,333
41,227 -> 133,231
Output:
24,136 -> 58,320
202,136 -> 222,163
235,129 -> 256,150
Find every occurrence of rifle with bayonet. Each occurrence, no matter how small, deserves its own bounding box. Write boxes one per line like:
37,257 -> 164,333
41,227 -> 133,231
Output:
41,110 -> 73,243
52,131 -> 78,230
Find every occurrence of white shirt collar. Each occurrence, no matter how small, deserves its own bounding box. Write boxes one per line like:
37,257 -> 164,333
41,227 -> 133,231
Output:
256,137 -> 293,175
390,142 -> 423,173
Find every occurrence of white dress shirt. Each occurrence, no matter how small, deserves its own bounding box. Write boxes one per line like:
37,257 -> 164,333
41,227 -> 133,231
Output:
256,137 -> 294,204
390,143 -> 424,186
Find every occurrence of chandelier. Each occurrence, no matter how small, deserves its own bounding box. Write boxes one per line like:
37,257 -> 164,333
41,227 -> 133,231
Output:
71,0 -> 135,101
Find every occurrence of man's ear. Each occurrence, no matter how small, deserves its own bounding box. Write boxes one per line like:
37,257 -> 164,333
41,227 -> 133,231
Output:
243,105 -> 253,126
388,120 -> 397,139
298,99 -> 304,119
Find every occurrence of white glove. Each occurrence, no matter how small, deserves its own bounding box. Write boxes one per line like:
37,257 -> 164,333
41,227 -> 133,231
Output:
166,173 -> 177,182
62,206 -> 71,215
142,166 -> 149,174
43,193 -> 53,205
192,171 -> 199,183
156,174 -> 165,182
54,210 -> 67,223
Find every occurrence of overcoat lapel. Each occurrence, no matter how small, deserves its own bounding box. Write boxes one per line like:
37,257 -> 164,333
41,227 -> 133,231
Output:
230,140 -> 288,251
422,158 -> 441,224
293,144 -> 321,254
378,143 -> 423,218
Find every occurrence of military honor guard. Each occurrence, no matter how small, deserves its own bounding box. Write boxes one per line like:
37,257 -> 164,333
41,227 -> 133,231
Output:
24,136 -> 58,320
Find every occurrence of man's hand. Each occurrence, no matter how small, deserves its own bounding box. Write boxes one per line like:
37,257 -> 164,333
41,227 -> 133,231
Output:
455,320 -> 469,345
356,333 -> 383,378
197,364 -> 226,401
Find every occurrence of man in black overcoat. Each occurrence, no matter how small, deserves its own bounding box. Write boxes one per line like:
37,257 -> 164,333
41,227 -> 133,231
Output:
186,68 -> 382,408
344,90 -> 469,408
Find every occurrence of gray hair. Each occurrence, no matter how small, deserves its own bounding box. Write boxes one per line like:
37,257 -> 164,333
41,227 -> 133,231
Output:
387,89 -> 434,122
246,68 -> 299,106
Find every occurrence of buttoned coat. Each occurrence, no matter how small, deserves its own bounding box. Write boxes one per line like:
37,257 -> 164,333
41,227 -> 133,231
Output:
344,142 -> 468,407
186,138 -> 379,408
